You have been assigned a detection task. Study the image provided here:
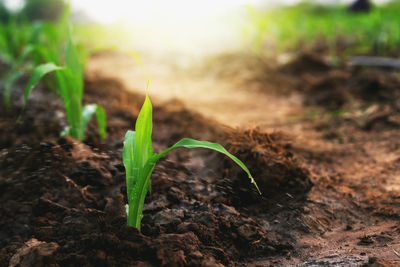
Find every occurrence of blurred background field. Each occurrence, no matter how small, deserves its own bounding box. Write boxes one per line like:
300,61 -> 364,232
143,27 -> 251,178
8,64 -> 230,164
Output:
244,0 -> 400,56
2,0 -> 400,125
2,0 -> 400,61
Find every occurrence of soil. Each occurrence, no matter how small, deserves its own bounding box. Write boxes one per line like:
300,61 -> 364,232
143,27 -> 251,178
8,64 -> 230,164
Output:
1,51 -> 400,266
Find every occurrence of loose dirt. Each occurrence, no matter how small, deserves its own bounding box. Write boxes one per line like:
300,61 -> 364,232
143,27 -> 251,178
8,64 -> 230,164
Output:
1,51 -> 400,266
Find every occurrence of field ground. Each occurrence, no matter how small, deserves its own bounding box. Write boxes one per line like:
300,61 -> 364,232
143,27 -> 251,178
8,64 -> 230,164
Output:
1,50 -> 400,266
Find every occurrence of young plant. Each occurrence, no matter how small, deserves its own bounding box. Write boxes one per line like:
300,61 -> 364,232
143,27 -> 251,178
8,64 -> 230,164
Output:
23,33 -> 106,141
123,92 -> 261,229
1,5 -> 72,109
0,18 -> 40,109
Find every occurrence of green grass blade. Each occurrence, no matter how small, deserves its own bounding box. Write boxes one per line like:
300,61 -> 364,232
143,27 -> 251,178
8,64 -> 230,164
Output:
82,104 -> 107,139
154,138 -> 261,194
24,63 -> 64,107
4,71 -> 22,110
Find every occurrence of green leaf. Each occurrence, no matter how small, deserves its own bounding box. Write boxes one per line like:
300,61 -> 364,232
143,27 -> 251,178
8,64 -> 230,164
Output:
0,32 -> 7,55
16,44 -> 34,65
3,71 -> 22,110
64,96 -> 83,140
95,105 -> 107,139
24,63 -> 64,107
65,38 -> 83,98
153,138 -> 261,194
61,38 -> 85,142
124,94 -> 154,228
123,130 -> 136,201
82,104 -> 107,139
128,161 -> 154,228
133,94 -> 154,172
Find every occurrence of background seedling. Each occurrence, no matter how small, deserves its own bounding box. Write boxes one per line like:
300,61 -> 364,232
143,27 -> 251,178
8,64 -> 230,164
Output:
123,90 -> 261,229
23,30 -> 106,141
0,18 -> 41,109
0,5 -> 70,110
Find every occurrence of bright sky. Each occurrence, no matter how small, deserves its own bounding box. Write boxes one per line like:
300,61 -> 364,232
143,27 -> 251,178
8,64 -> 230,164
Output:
69,0 -> 391,25
69,0 -> 267,57
4,0 -> 392,24
70,0 -> 264,25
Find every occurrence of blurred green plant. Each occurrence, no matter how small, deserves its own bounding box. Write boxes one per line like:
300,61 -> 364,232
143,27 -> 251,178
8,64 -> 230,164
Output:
0,3 -> 70,109
1,4 -> 106,141
245,1 -> 400,56
0,17 -> 42,109
24,33 -> 107,141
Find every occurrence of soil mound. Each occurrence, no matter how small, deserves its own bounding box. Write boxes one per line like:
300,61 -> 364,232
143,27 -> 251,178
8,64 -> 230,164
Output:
304,71 -> 350,110
280,53 -> 331,75
349,68 -> 400,102
218,128 -> 313,206
299,67 -> 400,110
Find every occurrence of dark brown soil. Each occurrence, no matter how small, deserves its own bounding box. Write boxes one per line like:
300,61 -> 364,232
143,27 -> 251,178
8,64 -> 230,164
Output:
187,51 -> 400,265
0,75 -> 313,266
1,50 -> 400,266
212,52 -> 400,113
219,128 -> 312,206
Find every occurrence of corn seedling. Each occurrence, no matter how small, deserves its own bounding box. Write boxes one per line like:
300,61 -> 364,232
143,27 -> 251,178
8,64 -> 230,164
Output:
0,5 -> 70,109
123,91 -> 261,229
0,18 -> 40,109
23,32 -> 106,141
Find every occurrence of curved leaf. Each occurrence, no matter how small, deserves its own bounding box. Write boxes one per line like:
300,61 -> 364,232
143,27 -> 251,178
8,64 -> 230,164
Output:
24,63 -> 64,107
153,138 -> 261,194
